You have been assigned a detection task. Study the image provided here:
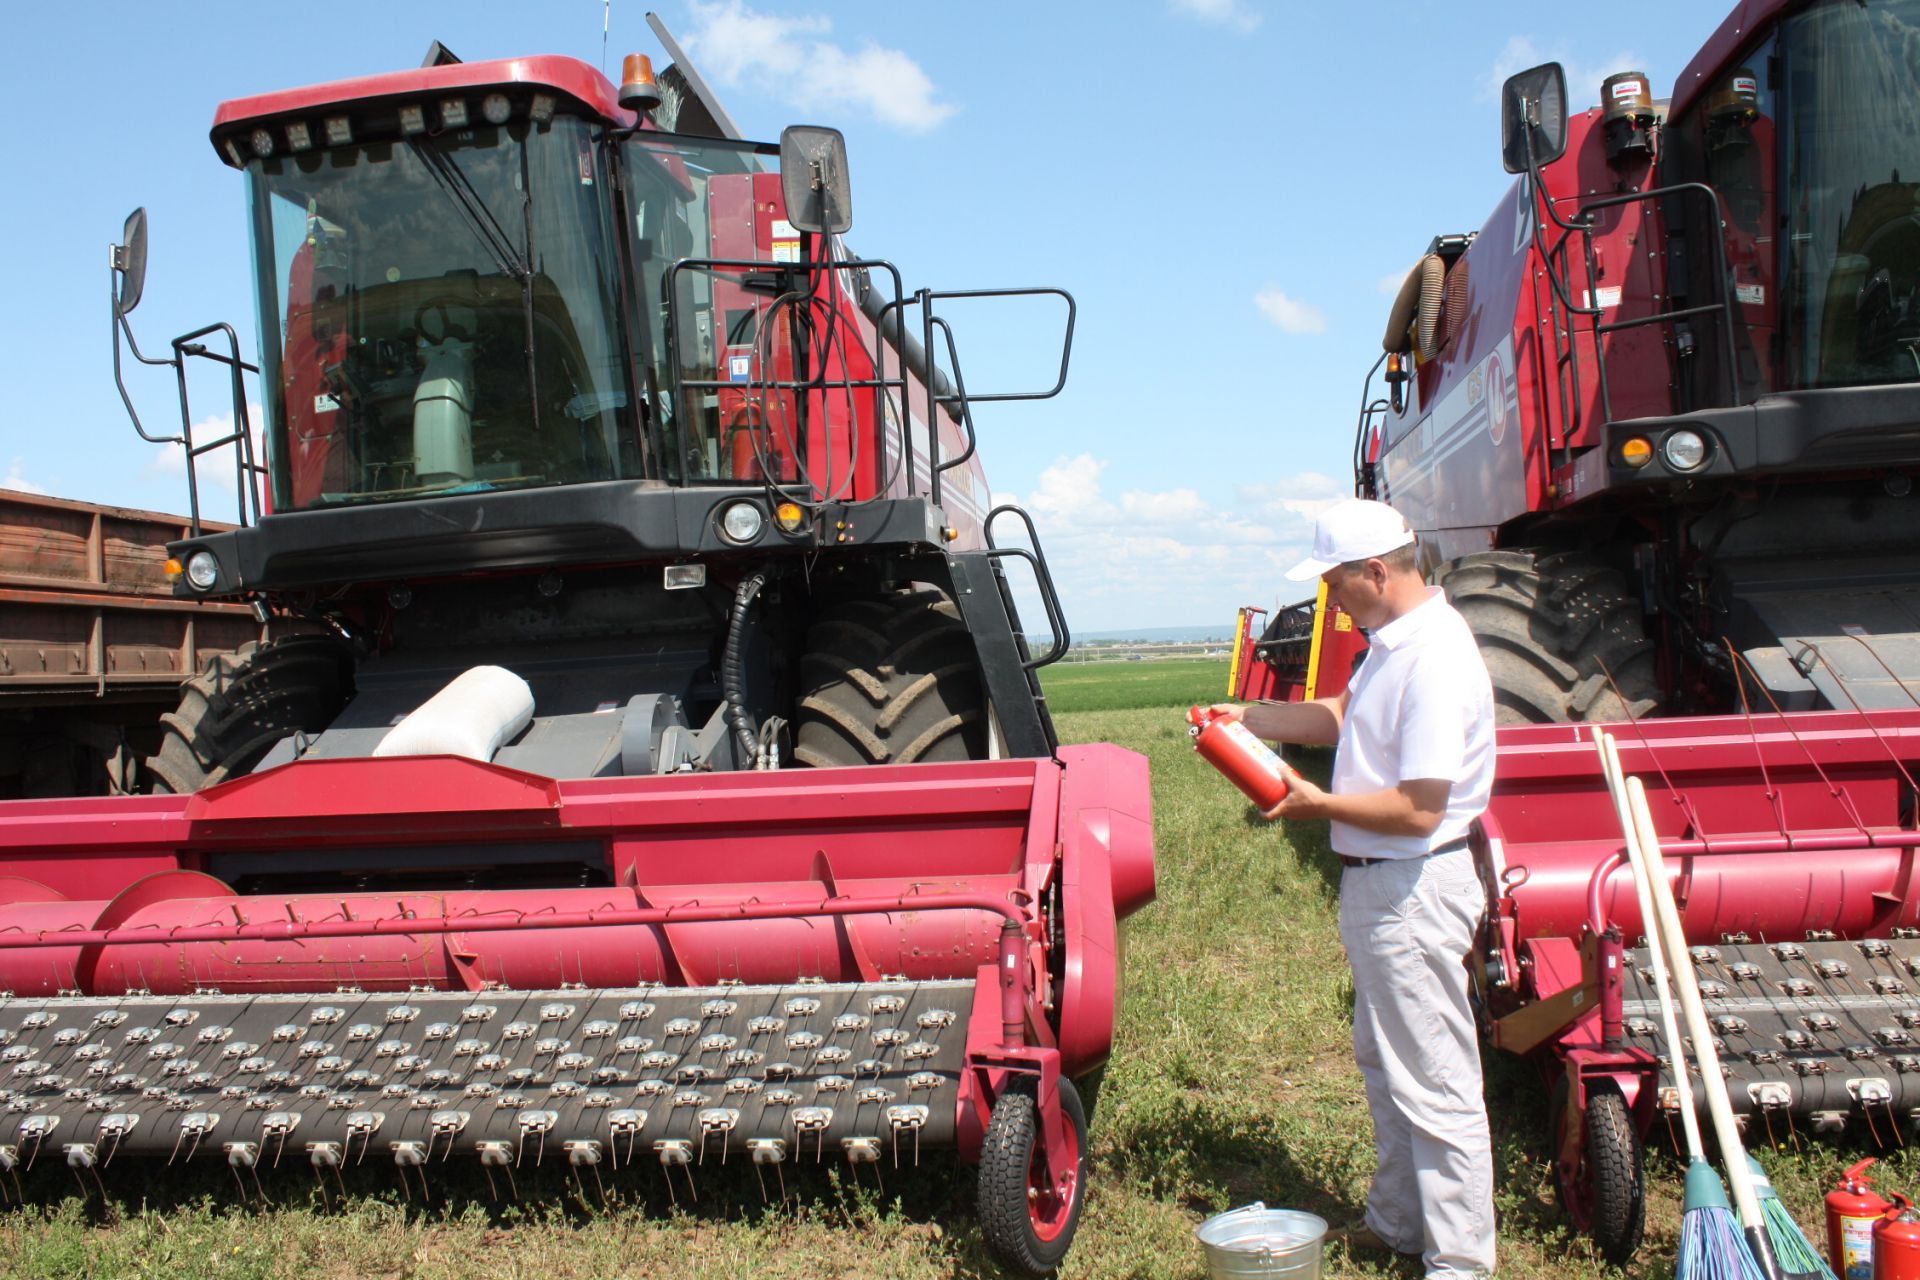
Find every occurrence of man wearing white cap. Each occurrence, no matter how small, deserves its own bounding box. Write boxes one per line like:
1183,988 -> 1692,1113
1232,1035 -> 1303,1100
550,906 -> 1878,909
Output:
1211,497 -> 1497,1280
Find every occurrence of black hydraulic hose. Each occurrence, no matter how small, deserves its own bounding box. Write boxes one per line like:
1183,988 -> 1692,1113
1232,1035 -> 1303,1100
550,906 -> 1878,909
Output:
721,571 -> 768,766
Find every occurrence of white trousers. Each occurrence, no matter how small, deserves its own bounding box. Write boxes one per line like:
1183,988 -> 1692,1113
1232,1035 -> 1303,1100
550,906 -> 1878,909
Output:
1338,846 -> 1496,1280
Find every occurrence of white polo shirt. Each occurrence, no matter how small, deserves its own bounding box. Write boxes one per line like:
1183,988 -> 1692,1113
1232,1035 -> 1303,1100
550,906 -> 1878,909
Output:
1330,586 -> 1495,859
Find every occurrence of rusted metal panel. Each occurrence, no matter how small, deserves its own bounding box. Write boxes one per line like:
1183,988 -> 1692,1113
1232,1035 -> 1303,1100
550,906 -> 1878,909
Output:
0,492 -> 259,698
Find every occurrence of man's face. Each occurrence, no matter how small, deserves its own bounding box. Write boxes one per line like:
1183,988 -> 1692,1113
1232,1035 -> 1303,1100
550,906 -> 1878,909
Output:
1323,558 -> 1388,629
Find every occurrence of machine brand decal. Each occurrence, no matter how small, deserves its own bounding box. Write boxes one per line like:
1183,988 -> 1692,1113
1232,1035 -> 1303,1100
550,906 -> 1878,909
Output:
1390,337 -> 1520,493
1610,79 -> 1645,101
1486,353 -> 1508,446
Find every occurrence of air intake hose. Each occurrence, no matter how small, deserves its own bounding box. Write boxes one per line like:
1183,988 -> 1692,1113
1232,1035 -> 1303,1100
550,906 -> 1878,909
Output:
721,571 -> 768,767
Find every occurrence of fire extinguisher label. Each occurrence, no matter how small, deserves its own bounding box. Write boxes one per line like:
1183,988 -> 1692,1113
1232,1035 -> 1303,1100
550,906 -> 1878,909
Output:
1842,1215 -> 1875,1280
1221,720 -> 1286,778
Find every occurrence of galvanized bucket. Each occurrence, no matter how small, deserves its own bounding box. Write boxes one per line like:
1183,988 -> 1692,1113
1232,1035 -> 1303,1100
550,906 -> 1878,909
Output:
1194,1203 -> 1329,1280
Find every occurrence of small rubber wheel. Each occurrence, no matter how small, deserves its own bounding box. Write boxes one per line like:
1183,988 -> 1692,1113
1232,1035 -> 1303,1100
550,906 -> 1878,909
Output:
979,1075 -> 1087,1276
1550,1075 -> 1645,1266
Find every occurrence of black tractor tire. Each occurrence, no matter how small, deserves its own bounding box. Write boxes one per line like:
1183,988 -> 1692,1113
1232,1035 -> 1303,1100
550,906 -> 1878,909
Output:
1437,549 -> 1662,725
979,1076 -> 1088,1276
1550,1076 -> 1645,1267
793,590 -> 988,767
146,635 -> 356,794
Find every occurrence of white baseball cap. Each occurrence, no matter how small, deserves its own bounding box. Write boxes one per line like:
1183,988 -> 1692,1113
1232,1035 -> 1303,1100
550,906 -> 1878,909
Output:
1284,498 -> 1416,581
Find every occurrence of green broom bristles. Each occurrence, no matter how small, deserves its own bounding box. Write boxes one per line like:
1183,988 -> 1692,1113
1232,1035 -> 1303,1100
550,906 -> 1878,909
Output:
1747,1155 -> 1837,1280
1683,1160 -> 1768,1280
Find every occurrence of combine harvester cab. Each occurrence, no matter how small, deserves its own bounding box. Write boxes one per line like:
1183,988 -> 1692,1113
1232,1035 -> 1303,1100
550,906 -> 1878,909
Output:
1235,0 -> 1920,1263
10,27 -> 1155,1276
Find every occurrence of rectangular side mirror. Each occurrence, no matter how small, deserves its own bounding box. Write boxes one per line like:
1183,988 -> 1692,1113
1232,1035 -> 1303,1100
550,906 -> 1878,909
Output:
1501,63 -> 1569,174
113,207 -> 149,317
779,125 -> 852,235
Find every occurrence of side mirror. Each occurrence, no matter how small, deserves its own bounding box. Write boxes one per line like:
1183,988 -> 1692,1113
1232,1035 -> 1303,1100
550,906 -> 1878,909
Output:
1501,62 -> 1569,174
779,125 -> 852,235
113,207 -> 149,317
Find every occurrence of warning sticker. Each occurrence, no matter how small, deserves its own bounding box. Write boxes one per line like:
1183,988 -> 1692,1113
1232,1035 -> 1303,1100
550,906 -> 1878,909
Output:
728,354 -> 752,383
770,217 -> 801,264
1735,283 -> 1766,305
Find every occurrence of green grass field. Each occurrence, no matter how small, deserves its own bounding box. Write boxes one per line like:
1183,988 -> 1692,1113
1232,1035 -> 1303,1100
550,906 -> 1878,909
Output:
1,657 -> 1901,1278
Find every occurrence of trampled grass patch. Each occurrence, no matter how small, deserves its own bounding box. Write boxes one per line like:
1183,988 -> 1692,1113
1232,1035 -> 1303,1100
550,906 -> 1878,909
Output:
0,670 -> 1894,1278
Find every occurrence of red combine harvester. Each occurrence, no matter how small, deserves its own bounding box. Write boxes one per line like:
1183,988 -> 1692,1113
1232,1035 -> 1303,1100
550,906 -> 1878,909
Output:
0,28 -> 1153,1275
1230,0 -> 1920,1262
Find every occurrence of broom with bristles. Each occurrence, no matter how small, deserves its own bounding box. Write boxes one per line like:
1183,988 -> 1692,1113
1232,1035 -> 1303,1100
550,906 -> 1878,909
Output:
1595,729 -> 1763,1280
1619,750 -> 1790,1280
1747,1154 -> 1837,1280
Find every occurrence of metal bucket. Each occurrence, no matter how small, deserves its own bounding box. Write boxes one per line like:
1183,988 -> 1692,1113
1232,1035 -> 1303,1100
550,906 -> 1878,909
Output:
1194,1203 -> 1328,1280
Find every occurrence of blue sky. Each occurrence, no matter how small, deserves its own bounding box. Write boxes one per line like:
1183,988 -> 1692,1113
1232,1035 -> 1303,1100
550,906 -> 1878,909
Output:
2,0 -> 1722,633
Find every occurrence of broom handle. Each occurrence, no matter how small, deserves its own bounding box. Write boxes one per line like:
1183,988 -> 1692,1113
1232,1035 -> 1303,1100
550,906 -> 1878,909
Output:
1595,731 -> 1705,1160
1625,773 -> 1773,1242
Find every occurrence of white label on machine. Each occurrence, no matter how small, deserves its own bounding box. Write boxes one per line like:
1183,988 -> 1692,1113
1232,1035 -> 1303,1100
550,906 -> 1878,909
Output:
1736,283 -> 1766,305
1581,286 -> 1623,309
728,354 -> 752,382
770,218 -> 801,263
314,393 -> 340,413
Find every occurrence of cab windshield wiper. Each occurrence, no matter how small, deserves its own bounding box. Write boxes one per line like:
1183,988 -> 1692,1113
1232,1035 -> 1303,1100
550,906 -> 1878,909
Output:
406,137 -> 540,429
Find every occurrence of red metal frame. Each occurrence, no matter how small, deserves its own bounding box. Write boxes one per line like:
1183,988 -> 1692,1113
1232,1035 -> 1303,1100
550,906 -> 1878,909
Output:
210,56 -> 639,157
1477,706 -> 1920,1191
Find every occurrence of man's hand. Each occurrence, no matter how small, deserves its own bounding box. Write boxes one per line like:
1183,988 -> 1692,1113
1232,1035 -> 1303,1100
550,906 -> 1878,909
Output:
1262,766 -> 1327,821
1205,703 -> 1245,724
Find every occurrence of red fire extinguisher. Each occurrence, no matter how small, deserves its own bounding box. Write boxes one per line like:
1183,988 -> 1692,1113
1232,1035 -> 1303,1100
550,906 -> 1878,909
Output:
1188,705 -> 1291,810
1874,1192 -> 1920,1280
1835,1159 -> 1893,1280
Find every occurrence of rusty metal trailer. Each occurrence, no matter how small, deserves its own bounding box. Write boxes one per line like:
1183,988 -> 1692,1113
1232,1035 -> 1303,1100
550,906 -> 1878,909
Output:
0,490 -> 260,797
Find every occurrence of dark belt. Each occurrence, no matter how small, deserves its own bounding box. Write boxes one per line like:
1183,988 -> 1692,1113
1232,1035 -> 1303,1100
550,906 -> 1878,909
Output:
1338,834 -> 1471,870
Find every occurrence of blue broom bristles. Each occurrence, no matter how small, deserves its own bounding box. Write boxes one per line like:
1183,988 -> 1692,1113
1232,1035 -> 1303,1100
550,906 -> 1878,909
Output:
1747,1155 -> 1838,1280
1682,1160 -> 1768,1280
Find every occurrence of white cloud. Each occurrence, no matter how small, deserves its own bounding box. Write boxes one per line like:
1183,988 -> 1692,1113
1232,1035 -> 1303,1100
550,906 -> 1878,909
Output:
1,458 -> 46,495
993,454 -> 1336,632
144,404 -> 265,500
1168,0 -> 1262,33
1482,35 -> 1645,112
683,2 -> 956,133
1238,471 -> 1349,523
1253,287 -> 1327,335
1378,268 -> 1410,297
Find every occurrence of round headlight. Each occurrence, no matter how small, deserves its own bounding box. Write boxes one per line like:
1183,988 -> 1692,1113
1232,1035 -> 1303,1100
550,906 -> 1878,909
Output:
1662,429 -> 1709,471
184,550 -> 221,592
1620,437 -> 1653,468
249,127 -> 275,158
482,93 -> 512,125
719,501 -> 765,544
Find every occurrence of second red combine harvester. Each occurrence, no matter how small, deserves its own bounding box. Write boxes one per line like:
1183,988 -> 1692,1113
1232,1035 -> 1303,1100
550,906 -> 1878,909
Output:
1232,0 -> 1920,1263
0,28 -> 1154,1276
